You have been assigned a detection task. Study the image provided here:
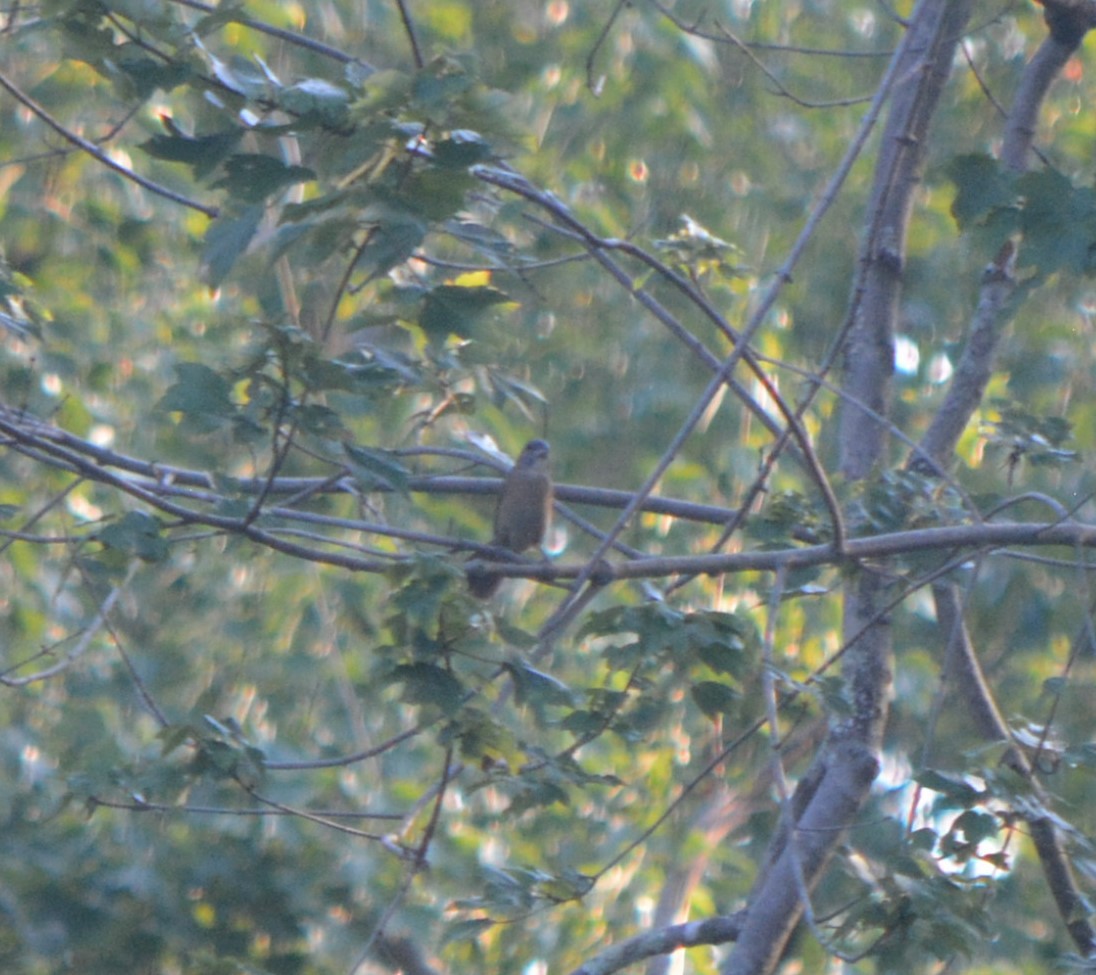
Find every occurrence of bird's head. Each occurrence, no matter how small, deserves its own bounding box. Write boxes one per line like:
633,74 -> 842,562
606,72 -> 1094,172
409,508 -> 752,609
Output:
517,439 -> 550,469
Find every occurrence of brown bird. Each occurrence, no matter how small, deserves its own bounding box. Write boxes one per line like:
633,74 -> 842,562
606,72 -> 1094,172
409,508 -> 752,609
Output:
467,439 -> 553,598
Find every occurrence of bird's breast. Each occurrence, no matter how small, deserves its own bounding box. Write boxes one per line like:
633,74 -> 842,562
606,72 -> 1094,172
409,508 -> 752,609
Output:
494,471 -> 552,552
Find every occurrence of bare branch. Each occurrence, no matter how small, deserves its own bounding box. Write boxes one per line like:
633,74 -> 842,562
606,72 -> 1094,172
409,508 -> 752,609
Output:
570,913 -> 745,975
393,0 -> 425,68
647,0 -> 879,109
0,566 -> 130,686
168,0 -> 372,67
0,71 -> 219,218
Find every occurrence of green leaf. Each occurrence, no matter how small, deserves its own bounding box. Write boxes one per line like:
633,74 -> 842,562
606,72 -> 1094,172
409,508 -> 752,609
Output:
141,126 -> 243,180
690,681 -> 739,719
508,662 -> 576,708
441,707 -> 508,759
386,557 -> 462,631
917,769 -> 984,808
696,641 -> 744,675
98,511 -> 168,563
344,443 -> 411,495
420,284 -> 512,339
442,219 -> 517,263
201,49 -> 270,99
211,154 -> 315,204
157,362 -> 235,421
278,78 -> 351,125
611,695 -> 666,743
115,50 -> 193,98
433,130 -> 493,169
201,205 -> 264,287
559,710 -> 605,737
401,166 -> 474,220
440,918 -> 495,948
388,662 -> 464,714
1016,168 -> 1096,276
493,618 -> 539,649
947,153 -> 1015,230
356,211 -> 427,280
291,402 -> 346,439
351,67 -> 414,115
951,809 -> 1000,845
411,55 -> 475,110
580,602 -> 685,641
505,779 -> 570,815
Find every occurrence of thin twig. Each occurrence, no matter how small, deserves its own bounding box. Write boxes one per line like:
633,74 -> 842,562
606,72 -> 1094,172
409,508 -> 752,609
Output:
0,71 -> 218,217
168,0 -> 372,67
393,0 -> 425,68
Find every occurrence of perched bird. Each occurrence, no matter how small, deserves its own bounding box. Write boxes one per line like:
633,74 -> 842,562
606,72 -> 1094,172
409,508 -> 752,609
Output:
468,439 -> 552,598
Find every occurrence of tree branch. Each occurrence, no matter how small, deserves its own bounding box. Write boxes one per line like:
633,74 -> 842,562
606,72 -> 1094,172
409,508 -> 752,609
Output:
570,913 -> 745,975
0,71 -> 218,218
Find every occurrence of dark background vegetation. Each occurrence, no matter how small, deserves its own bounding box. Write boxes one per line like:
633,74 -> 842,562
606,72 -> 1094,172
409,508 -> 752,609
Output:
3,2 -> 1096,973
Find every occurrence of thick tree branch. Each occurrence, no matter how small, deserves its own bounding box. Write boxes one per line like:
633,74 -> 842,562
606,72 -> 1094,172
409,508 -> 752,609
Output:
914,13 -> 1087,474
0,402 -> 757,533
908,4 -> 1096,955
839,0 -> 973,479
725,742 -> 879,975
933,583 -> 1096,955
726,5 -> 975,974
7,403 -> 1096,583
570,913 -> 745,975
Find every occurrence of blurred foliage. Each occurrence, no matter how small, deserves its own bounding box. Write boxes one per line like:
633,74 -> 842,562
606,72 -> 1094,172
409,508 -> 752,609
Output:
2,2 -> 1096,975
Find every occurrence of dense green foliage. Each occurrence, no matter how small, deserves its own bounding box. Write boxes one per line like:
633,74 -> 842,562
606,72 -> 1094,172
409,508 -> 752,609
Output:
3,2 -> 1096,974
